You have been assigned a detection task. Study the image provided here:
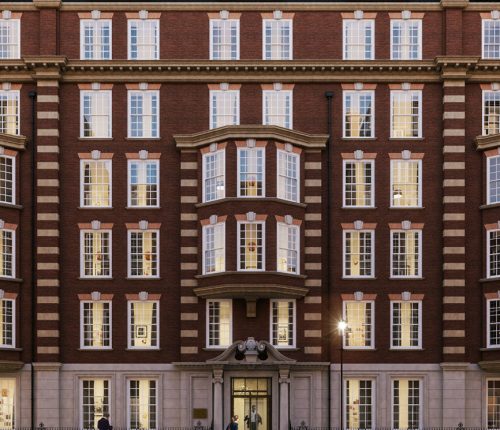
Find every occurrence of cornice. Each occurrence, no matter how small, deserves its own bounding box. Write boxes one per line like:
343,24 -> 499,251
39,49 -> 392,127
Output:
479,360 -> 500,372
193,284 -> 310,300
174,125 -> 328,149
0,361 -> 24,372
0,134 -> 27,151
476,134 -> 500,151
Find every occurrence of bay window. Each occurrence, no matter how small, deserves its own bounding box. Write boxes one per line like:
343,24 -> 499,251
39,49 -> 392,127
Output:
203,221 -> 225,274
488,155 -> 500,205
277,149 -> 299,202
238,147 -> 265,197
203,149 -> 225,202
277,222 -> 299,274
238,221 -> 264,271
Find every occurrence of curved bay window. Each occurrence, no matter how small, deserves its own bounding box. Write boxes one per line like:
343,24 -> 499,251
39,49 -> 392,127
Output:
238,220 -> 264,271
203,148 -> 225,202
238,146 -> 264,197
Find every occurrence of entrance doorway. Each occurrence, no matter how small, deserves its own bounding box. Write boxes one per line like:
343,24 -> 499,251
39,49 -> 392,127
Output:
231,378 -> 271,430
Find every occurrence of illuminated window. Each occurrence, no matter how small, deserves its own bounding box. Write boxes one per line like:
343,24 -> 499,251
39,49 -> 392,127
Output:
344,379 -> 373,430
128,379 -> 157,429
210,19 -> 239,60
238,221 -> 264,271
80,230 -> 111,278
0,90 -> 19,135
343,91 -> 374,138
263,19 -> 292,60
128,19 -> 159,60
391,230 -> 422,278
277,149 -> 299,202
343,230 -> 374,278
0,19 -> 20,59
343,160 -> 374,207
483,20 -> 500,59
80,301 -> 111,349
271,299 -> 295,348
488,155 -> 500,205
128,160 -> 159,207
203,149 -> 225,202
128,90 -> 159,138
0,228 -> 14,278
343,300 -> 374,348
80,19 -> 111,60
484,91 -> 500,136
391,20 -> 421,60
81,379 -> 110,429
128,230 -> 159,278
391,90 -> 422,138
238,147 -> 265,197
80,90 -> 112,138
80,160 -> 112,208
203,222 -> 225,274
207,299 -> 232,348
263,89 -> 292,129
488,299 -> 500,348
343,19 -> 374,60
393,379 -> 421,429
0,379 -> 15,429
488,230 -> 500,279
391,301 -> 421,349
128,301 -> 159,349
0,299 -> 14,348
277,222 -> 299,274
210,90 -> 239,129
391,159 -> 421,207
0,155 -> 15,205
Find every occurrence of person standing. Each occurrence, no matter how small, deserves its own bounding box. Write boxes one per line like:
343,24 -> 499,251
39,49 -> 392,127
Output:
244,405 -> 262,430
227,415 -> 239,430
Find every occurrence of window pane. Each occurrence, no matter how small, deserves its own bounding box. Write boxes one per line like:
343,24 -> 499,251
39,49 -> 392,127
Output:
129,380 -> 157,429
208,300 -> 231,347
0,20 -> 20,59
82,379 -> 110,429
82,91 -> 111,138
82,20 -> 111,60
239,148 -> 264,197
129,302 -> 158,348
0,156 -> 14,204
0,299 -> 13,347
277,150 -> 299,202
344,231 -> 373,277
82,161 -> 111,207
392,20 -> 421,60
490,231 -> 500,278
82,301 -> 111,348
344,161 -> 373,207
484,91 -> 500,136
490,300 -> 500,347
345,379 -> 373,429
263,90 -> 292,128
129,160 -> 159,207
392,301 -> 420,348
484,20 -> 500,59
344,20 -> 373,60
344,92 -> 373,137
204,223 -> 225,274
272,300 -> 294,347
391,91 -> 421,138
277,223 -> 299,274
129,91 -> 159,138
204,150 -> 225,202
264,20 -> 292,60
393,379 -> 420,429
210,90 -> 239,129
239,223 -> 264,270
391,160 -> 420,207
211,20 -> 238,60
0,229 -> 14,278
0,91 -> 19,135
391,230 -> 421,277
129,231 -> 158,277
344,301 -> 372,347
0,379 -> 15,429
129,20 -> 159,60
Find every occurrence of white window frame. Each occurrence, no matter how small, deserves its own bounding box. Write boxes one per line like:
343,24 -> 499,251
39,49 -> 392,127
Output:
342,90 -> 375,138
79,159 -> 112,208
80,19 -> 112,60
391,378 -> 422,430
127,229 -> 160,278
127,90 -> 159,138
79,229 -> 112,278
202,221 -> 226,275
79,300 -> 112,350
488,229 -> 500,279
482,19 -> 500,60
127,378 -> 158,430
0,154 -> 15,205
237,147 -> 266,198
0,90 -> 20,135
483,90 -> 500,136
342,300 -> 375,349
0,378 -> 16,430
488,299 -> 500,349
0,19 -> 20,59
209,18 -> 240,60
202,149 -> 226,203
342,19 -> 375,60
0,298 -> 15,349
342,229 -> 375,278
262,89 -> 293,129
237,221 -> 265,272
206,299 -> 232,349
390,300 -> 422,350
262,18 -> 293,60
276,149 -> 300,203
80,90 -> 112,138
390,19 -> 422,60
209,89 -> 240,129
0,228 -> 15,279
127,300 -> 160,350
269,299 -> 296,349
127,159 -> 160,208
342,159 -> 375,208
390,159 -> 422,208
390,229 -> 422,279
343,378 -> 376,430
390,90 -> 423,139
127,19 -> 159,60
79,378 -> 111,429
488,155 -> 500,205
276,222 -> 300,275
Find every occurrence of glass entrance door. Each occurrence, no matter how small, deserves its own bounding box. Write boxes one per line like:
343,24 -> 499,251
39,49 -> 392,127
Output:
231,378 -> 271,430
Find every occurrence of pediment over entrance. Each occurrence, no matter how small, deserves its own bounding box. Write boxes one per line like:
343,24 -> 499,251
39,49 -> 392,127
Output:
207,337 -> 296,365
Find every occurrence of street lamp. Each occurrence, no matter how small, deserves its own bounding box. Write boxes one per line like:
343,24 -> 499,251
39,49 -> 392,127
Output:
338,320 -> 348,430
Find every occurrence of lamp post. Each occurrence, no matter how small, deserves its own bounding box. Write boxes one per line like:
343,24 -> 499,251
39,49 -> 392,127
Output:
338,320 -> 348,430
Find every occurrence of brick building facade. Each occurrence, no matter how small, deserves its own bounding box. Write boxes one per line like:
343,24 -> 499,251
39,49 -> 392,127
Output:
0,0 -> 498,428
